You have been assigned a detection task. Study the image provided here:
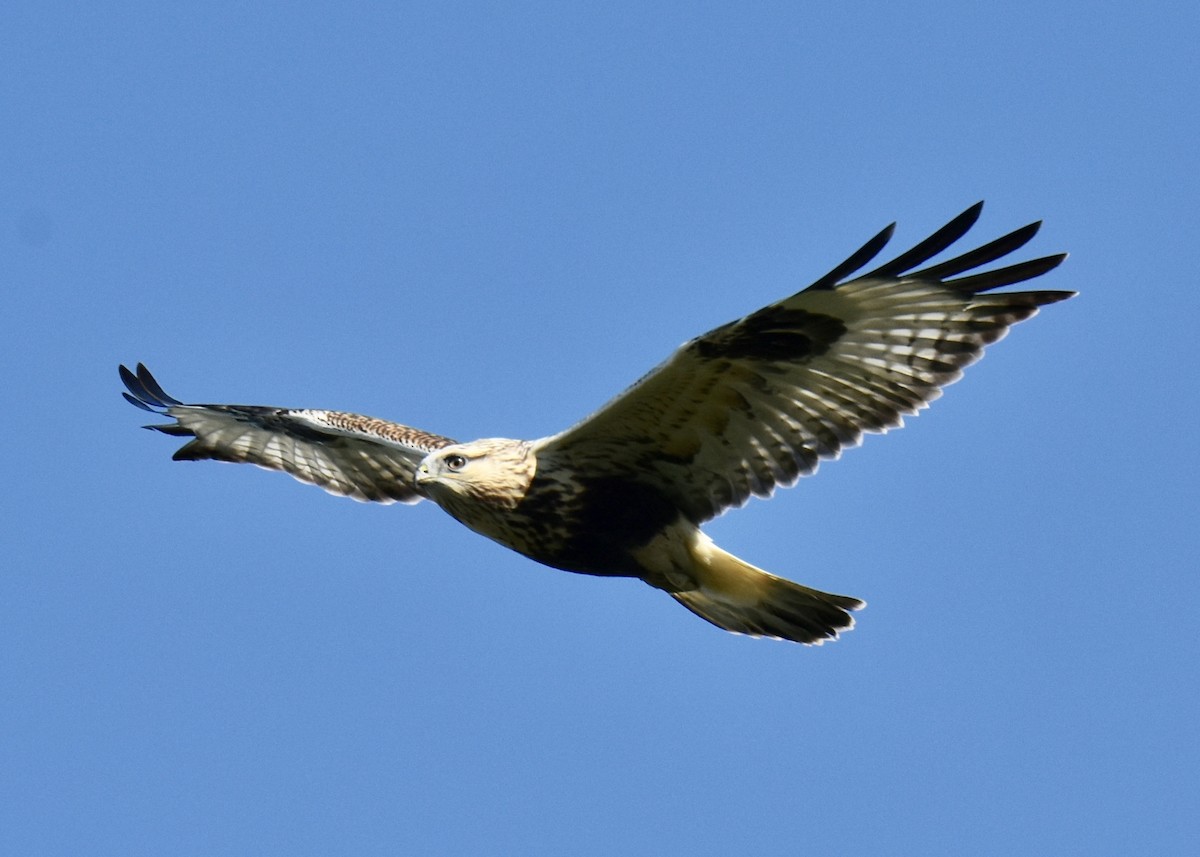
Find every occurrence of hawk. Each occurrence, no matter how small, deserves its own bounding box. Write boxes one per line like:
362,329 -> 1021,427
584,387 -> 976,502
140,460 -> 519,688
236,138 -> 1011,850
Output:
121,202 -> 1072,644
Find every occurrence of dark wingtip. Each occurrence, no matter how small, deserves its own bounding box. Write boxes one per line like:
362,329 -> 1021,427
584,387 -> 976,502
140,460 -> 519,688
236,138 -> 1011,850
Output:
857,201 -> 986,280
123,391 -> 158,412
811,202 -> 1069,297
951,252 -> 1069,293
1034,289 -> 1077,306
911,220 -> 1042,281
1045,251 -> 1069,269
119,363 -> 140,394
807,201 -> 990,291
952,200 -> 986,230
808,221 -> 897,290
120,363 -> 159,411
136,363 -> 183,406
171,443 -> 209,462
146,423 -> 194,437
120,362 -> 184,411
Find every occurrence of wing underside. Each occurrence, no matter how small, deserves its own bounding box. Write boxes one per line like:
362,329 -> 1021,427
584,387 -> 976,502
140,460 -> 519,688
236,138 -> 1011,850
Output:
538,202 -> 1073,523
121,363 -> 454,503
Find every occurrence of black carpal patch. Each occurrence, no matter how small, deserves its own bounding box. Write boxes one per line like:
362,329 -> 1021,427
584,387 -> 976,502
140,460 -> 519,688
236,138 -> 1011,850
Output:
693,306 -> 847,362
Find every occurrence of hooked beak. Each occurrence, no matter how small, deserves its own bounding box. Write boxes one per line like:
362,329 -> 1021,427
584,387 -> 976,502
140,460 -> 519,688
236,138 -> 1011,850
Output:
415,462 -> 435,485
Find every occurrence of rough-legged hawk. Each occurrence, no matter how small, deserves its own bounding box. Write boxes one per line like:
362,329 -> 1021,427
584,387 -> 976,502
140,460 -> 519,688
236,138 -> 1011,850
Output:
121,203 -> 1072,644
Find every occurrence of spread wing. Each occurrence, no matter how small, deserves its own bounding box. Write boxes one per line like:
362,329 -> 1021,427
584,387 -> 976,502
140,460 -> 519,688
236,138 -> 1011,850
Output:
537,202 -> 1074,524
120,363 -> 454,503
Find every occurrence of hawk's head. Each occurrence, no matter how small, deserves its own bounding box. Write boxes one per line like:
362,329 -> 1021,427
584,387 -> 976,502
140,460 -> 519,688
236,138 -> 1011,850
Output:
415,438 -> 536,512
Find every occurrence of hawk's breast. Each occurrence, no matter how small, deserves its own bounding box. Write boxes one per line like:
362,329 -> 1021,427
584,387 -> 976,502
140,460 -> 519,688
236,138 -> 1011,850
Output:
505,472 -> 682,578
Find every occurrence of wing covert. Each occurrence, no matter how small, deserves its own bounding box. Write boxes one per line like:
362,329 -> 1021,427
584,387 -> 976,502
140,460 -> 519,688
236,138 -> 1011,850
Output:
120,363 -> 454,503
537,203 -> 1073,523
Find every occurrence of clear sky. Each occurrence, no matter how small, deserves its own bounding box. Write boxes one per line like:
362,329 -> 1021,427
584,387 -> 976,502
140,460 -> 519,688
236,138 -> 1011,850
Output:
3,2 -> 1197,855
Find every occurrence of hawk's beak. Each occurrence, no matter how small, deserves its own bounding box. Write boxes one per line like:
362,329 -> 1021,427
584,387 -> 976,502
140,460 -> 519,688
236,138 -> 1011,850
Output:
415,462 -> 434,485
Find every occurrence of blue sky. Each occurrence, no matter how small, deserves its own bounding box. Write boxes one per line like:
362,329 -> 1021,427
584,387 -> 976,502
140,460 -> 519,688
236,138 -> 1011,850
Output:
3,2 -> 1197,854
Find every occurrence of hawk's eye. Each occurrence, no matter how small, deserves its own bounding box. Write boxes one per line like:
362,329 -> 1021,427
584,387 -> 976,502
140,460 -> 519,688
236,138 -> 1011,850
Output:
444,454 -> 467,472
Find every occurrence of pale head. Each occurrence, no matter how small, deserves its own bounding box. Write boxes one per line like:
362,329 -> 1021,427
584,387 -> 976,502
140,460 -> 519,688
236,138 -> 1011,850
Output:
415,438 -> 536,511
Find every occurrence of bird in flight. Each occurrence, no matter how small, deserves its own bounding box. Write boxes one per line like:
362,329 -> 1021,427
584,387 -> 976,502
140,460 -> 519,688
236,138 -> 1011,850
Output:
121,202 -> 1072,644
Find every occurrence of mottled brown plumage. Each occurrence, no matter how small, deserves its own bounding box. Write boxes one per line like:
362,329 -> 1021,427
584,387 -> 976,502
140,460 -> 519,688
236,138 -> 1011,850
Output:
121,203 -> 1073,644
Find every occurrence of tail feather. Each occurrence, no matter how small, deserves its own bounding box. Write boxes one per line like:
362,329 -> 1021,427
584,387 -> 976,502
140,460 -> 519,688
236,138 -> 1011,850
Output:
671,540 -> 863,645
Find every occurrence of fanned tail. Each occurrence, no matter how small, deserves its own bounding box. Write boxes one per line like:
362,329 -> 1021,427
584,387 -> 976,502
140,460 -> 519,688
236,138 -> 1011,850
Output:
671,538 -> 863,645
